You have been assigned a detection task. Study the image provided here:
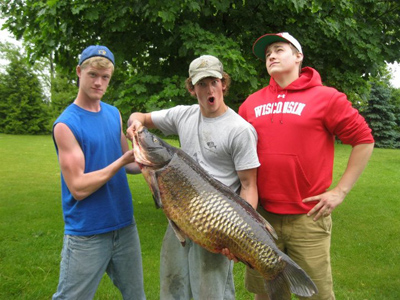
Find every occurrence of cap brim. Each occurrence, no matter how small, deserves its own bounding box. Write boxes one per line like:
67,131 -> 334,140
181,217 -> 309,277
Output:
191,70 -> 223,85
252,35 -> 290,61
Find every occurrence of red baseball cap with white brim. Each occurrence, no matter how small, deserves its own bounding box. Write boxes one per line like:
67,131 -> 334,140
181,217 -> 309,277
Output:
253,32 -> 303,61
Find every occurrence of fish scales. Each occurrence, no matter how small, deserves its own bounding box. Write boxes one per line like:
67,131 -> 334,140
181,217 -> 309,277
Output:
133,127 -> 318,298
153,150 -> 285,275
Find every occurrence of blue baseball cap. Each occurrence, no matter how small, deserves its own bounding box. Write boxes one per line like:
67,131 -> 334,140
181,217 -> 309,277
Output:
78,45 -> 115,65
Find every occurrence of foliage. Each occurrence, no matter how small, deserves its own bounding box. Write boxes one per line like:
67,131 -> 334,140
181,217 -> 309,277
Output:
389,87 -> 400,147
1,0 -> 399,120
48,72 -> 76,127
0,42 -> 50,134
364,81 -> 399,148
1,134 -> 400,299
1,1 -> 399,136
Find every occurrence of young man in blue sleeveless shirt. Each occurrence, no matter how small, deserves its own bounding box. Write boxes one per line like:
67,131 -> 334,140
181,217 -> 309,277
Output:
52,45 -> 146,299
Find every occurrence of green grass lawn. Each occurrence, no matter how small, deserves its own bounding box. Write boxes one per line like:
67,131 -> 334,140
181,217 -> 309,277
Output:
0,134 -> 399,299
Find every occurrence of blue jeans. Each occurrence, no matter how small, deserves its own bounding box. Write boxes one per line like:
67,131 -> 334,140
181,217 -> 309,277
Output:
53,222 -> 146,300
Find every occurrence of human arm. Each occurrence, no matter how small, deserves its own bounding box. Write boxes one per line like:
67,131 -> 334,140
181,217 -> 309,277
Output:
221,168 -> 258,262
303,143 -> 374,220
53,122 -> 136,201
126,112 -> 155,140
120,123 -> 142,175
237,168 -> 258,210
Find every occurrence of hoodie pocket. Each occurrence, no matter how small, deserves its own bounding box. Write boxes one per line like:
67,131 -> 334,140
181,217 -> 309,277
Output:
257,152 -> 311,202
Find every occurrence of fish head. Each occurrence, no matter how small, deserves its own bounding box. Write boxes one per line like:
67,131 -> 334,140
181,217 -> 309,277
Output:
132,125 -> 175,168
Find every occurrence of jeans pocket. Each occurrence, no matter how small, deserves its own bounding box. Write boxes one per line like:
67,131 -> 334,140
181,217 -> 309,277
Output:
319,215 -> 332,234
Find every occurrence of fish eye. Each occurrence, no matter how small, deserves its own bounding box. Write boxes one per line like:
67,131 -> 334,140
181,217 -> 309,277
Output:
153,137 -> 159,144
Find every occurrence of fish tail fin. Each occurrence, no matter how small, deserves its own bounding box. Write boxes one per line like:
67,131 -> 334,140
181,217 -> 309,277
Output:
263,273 -> 291,300
263,259 -> 318,299
283,261 -> 318,297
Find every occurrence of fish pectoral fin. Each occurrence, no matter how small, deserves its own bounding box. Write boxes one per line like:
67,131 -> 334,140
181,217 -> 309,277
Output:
148,170 -> 163,208
169,220 -> 187,247
152,194 -> 162,209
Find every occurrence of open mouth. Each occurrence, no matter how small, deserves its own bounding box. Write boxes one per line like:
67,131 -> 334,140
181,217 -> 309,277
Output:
132,135 -> 142,163
208,97 -> 215,104
132,131 -> 155,167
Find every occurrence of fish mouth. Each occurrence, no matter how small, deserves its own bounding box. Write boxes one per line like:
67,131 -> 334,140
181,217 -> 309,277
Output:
132,126 -> 154,167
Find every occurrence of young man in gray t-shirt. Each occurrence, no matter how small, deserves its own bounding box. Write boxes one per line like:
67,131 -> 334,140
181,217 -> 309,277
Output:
127,55 -> 260,300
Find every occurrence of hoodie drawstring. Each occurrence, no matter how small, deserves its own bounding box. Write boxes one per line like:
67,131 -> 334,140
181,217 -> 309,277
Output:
271,90 -> 287,124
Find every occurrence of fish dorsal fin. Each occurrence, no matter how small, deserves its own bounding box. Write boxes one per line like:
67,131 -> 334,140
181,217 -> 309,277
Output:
239,202 -> 278,240
169,220 -> 187,247
260,217 -> 278,240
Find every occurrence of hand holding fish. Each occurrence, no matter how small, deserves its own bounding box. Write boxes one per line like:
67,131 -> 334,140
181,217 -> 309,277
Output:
126,112 -> 154,141
220,248 -> 239,263
302,186 -> 345,221
126,119 -> 143,141
122,148 -> 136,164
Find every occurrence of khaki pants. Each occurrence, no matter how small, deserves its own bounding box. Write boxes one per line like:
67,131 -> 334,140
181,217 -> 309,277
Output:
245,208 -> 335,300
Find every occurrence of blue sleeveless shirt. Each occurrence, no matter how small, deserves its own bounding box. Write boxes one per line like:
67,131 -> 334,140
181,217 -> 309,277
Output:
53,102 -> 133,235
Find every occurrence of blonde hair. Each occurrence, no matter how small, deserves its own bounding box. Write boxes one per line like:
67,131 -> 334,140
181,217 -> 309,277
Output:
185,72 -> 231,97
80,57 -> 115,73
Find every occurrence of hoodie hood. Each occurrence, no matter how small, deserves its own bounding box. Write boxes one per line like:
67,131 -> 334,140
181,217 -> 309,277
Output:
264,67 -> 322,124
269,67 -> 322,93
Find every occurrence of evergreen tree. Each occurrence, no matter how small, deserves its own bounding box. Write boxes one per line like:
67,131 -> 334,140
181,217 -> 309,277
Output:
0,45 -> 50,134
390,87 -> 400,147
49,72 -> 76,126
364,82 -> 399,148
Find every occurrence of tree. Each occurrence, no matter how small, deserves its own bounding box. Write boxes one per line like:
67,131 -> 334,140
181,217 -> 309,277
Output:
1,0 -> 399,121
48,71 -> 76,127
364,82 -> 399,148
0,42 -> 50,134
389,87 -> 400,147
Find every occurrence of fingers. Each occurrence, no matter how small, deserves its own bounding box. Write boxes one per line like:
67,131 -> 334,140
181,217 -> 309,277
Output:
221,248 -> 239,263
126,123 -> 134,140
313,208 -> 331,221
312,203 -> 333,220
302,195 -> 320,203
122,149 -> 136,165
126,121 -> 141,140
304,194 -> 334,221
126,131 -> 133,140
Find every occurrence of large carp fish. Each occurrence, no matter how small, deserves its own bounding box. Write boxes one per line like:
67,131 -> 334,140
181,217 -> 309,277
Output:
132,126 -> 318,299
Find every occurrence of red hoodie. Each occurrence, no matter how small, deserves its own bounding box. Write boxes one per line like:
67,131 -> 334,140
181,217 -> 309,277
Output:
239,67 -> 374,214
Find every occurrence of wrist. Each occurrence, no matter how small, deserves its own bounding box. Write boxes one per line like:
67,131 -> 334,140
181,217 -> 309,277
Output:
335,185 -> 350,197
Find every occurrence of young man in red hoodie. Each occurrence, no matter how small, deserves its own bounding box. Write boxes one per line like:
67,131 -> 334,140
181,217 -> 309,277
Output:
238,32 -> 375,300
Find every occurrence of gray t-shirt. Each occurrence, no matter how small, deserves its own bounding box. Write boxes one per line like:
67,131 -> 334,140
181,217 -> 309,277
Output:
151,105 -> 260,192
